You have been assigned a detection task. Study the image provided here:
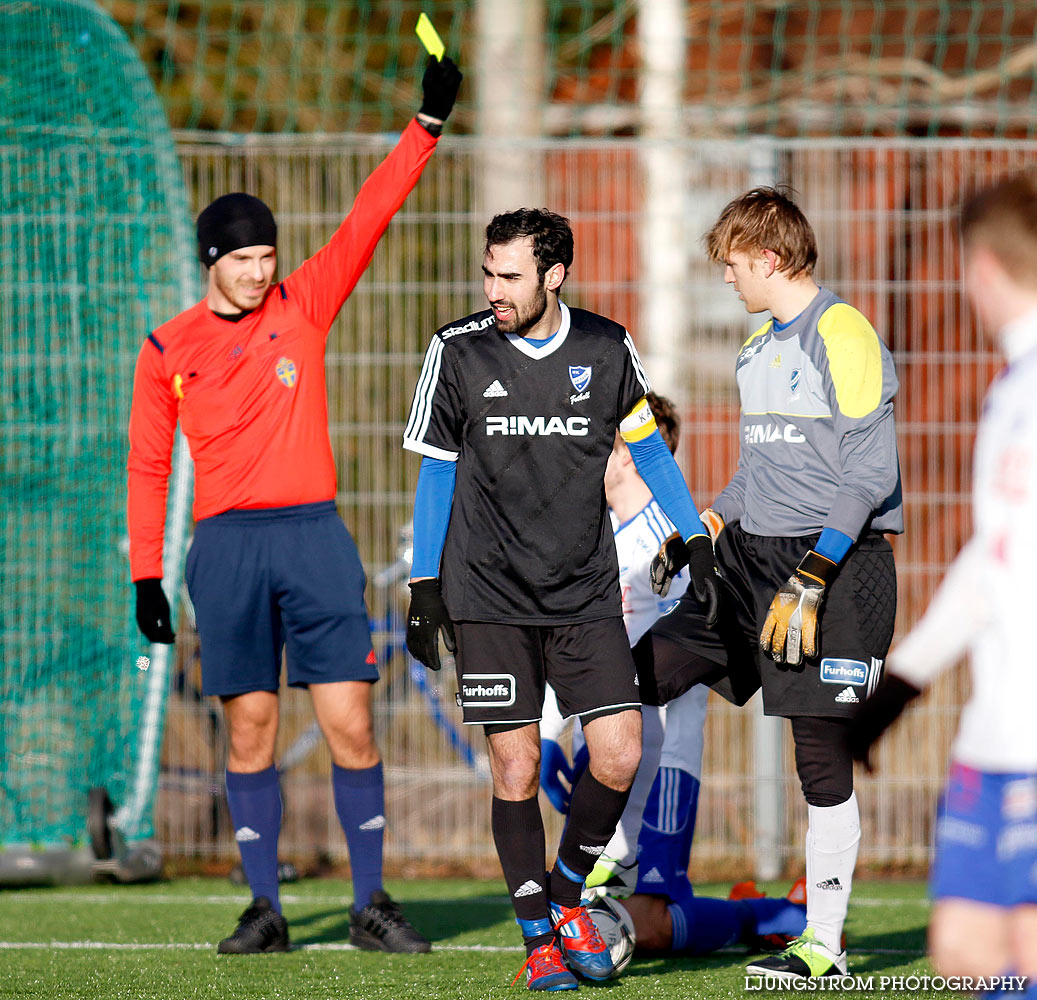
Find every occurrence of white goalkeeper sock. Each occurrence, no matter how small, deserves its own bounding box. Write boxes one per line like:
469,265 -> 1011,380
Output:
805,792 -> 860,954
599,705 -> 664,865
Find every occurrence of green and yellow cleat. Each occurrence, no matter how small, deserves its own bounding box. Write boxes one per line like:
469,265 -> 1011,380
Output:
583,857 -> 638,899
745,928 -> 847,983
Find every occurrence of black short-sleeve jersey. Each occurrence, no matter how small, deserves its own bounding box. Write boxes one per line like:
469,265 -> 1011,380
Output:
404,302 -> 651,624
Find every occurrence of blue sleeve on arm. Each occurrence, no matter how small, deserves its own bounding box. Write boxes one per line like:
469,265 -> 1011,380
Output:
411,456 -> 457,578
627,430 -> 705,541
814,527 -> 854,564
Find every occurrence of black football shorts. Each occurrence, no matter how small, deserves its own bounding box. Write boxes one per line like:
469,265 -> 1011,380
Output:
453,617 -> 640,726
647,523 -> 897,718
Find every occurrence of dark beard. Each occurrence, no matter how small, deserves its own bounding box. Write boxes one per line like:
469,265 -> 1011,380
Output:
500,284 -> 548,336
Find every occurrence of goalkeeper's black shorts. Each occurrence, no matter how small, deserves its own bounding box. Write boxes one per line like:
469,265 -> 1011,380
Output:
643,523 -> 896,718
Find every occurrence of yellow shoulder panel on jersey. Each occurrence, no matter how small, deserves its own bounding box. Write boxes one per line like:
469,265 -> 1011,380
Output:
742,319 -> 773,350
619,396 -> 657,443
816,303 -> 882,418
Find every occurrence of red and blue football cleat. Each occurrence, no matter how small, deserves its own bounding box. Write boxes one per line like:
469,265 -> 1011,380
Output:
512,941 -> 578,991
549,902 -> 615,980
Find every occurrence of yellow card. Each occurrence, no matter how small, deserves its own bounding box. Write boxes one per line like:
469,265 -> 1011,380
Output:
416,12 -> 445,60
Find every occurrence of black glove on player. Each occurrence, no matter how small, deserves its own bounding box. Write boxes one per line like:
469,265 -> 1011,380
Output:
847,674 -> 922,772
134,578 -> 175,644
406,579 -> 457,671
419,55 -> 462,122
650,532 -> 721,628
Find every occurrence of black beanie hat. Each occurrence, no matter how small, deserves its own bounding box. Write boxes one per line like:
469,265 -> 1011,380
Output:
196,193 -> 277,265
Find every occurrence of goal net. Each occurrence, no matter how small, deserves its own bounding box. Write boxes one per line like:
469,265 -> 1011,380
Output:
0,0 -> 195,881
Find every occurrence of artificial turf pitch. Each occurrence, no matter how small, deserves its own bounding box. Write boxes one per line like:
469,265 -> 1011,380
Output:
0,877 -> 935,999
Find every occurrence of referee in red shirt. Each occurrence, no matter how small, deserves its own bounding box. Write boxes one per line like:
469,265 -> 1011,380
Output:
127,57 -> 461,956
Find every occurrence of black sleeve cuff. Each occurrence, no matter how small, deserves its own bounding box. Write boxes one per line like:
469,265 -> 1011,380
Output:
415,114 -> 443,138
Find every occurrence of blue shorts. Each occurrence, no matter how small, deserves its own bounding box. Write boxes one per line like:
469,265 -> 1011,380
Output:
635,767 -> 700,903
930,762 -> 1037,907
185,501 -> 377,697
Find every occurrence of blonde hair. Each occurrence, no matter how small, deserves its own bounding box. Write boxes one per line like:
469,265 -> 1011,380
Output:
704,186 -> 817,277
961,171 -> 1037,291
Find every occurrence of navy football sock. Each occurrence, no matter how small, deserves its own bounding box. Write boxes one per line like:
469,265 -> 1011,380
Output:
740,896 -> 808,941
225,766 -> 282,913
668,896 -> 743,954
333,762 -> 385,910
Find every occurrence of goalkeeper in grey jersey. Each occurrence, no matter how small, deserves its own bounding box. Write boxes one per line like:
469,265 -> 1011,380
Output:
645,187 -> 902,984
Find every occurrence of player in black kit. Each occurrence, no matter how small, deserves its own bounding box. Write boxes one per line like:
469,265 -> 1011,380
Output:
402,208 -> 719,990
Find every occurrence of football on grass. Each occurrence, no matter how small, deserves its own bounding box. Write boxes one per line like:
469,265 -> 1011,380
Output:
585,894 -> 636,977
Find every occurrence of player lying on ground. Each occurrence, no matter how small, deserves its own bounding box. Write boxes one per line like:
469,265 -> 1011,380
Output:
641,187 -> 902,984
403,209 -> 719,990
850,172 -> 1037,999
540,396 -> 805,956
128,54 -> 461,956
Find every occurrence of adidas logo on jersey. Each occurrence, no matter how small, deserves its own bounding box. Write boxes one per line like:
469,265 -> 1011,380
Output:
641,867 -> 664,884
483,379 -> 508,398
485,415 -> 589,437
834,686 -> 859,704
579,844 -> 605,856
235,826 -> 261,843
816,877 -> 844,890
514,880 -> 543,898
359,814 -> 386,831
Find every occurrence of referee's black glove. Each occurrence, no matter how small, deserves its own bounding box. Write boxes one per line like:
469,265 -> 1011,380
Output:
847,674 -> 922,772
134,578 -> 175,645
759,549 -> 838,666
406,579 -> 457,671
650,533 -> 721,628
419,55 -> 462,123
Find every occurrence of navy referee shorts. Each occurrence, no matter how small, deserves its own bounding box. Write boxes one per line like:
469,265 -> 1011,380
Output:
185,500 -> 377,697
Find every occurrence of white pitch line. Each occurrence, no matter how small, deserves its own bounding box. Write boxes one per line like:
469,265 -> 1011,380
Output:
0,941 -> 925,956
0,892 -> 929,907
0,893 -> 353,906
0,941 -> 520,953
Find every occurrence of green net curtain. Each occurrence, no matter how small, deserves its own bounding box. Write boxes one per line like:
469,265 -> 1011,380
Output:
0,0 -> 194,848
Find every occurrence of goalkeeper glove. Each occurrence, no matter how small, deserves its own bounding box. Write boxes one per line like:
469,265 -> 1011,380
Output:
539,739 -> 575,815
406,578 -> 456,671
847,674 -> 922,772
134,578 -> 175,644
650,532 -> 721,627
759,549 -> 838,666
419,55 -> 462,122
538,740 -> 590,815
699,508 -> 725,546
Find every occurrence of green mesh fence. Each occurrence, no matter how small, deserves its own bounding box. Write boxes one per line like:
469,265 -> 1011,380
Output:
0,0 -> 194,855
98,0 -> 1037,137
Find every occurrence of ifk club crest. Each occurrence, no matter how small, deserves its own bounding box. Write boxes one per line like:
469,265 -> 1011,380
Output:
276,357 -> 297,388
568,365 -> 592,393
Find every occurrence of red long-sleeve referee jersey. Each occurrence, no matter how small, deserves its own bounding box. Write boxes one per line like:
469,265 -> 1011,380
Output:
127,119 -> 437,581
